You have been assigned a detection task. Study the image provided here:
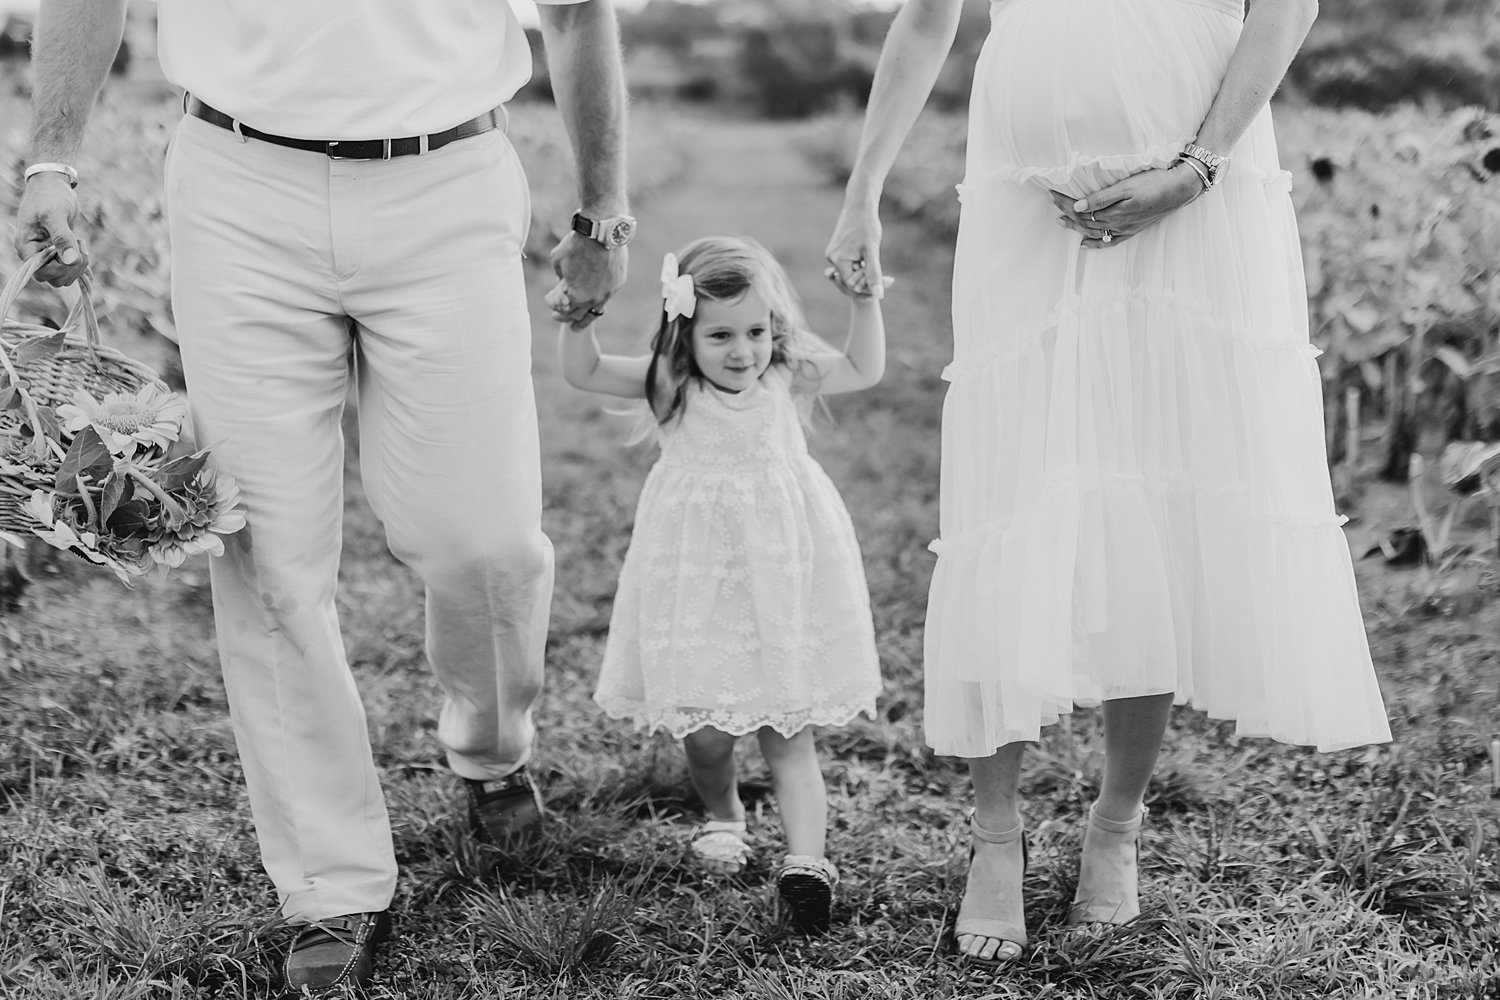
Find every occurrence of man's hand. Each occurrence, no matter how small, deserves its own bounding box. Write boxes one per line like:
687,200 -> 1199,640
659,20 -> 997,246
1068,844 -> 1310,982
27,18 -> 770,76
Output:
548,233 -> 627,329
13,174 -> 89,286
1051,162 -> 1203,250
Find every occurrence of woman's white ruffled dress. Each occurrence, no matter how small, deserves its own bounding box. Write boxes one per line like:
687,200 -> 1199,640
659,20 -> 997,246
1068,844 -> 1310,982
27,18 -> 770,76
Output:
596,373 -> 881,738
926,0 -> 1391,755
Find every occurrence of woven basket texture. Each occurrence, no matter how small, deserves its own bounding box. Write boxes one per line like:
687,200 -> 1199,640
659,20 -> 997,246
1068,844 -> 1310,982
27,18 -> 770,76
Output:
1,254 -> 168,537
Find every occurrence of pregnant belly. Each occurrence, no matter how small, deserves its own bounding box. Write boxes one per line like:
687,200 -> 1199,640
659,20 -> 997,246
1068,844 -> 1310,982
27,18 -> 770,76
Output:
970,0 -> 1240,187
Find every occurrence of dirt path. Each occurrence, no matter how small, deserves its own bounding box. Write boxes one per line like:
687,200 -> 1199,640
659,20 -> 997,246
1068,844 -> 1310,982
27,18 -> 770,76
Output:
529,109 -> 957,469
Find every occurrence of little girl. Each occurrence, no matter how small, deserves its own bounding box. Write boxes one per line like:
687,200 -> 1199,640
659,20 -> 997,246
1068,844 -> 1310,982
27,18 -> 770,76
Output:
558,235 -> 886,934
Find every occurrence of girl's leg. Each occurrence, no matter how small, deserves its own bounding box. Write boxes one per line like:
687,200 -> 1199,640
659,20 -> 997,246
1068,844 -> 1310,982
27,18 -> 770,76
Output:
958,743 -> 1028,962
755,727 -> 826,857
1071,692 -> 1174,924
683,727 -> 745,823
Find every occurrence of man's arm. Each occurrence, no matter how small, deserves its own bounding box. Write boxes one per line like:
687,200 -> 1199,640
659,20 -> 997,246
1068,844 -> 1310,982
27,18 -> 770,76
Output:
536,0 -> 629,328
12,0 -> 127,286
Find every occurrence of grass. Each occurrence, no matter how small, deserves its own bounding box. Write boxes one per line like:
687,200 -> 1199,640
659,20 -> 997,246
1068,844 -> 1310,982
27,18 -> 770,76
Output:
2,86 -> 1499,998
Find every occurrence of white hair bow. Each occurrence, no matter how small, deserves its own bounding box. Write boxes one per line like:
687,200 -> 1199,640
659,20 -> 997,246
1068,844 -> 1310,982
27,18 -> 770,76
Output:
661,253 -> 696,321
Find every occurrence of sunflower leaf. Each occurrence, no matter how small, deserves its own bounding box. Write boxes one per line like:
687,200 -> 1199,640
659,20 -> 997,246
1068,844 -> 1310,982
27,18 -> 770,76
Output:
55,426 -> 114,493
0,387 -> 18,411
100,471 -> 128,524
156,453 -> 207,493
29,405 -> 62,443
11,331 -> 67,366
107,497 -> 153,537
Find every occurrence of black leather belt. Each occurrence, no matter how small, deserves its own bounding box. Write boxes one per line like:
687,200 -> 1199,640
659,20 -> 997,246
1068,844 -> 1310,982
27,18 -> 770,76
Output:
184,96 -> 505,160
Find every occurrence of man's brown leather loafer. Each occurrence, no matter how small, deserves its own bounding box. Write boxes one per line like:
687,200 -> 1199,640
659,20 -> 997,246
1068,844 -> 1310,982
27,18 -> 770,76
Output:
463,765 -> 544,849
283,910 -> 391,994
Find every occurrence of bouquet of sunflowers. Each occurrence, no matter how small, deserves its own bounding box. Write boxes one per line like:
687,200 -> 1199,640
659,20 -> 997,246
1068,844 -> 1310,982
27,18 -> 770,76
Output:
0,252 -> 244,584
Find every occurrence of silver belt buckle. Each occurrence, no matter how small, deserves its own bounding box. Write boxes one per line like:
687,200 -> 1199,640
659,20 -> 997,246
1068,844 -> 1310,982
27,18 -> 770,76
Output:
325,138 -> 393,161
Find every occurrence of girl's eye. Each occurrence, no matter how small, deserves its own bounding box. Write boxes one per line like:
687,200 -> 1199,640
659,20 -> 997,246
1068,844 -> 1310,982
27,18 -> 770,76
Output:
749,327 -> 767,339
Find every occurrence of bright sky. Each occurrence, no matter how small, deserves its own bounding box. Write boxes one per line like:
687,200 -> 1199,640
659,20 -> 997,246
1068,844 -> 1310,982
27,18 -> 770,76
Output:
509,0 -> 898,27
508,0 -> 649,26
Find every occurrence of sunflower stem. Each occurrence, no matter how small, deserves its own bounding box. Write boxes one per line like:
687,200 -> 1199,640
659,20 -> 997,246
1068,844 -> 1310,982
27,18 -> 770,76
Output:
128,467 -> 186,527
75,475 -> 99,531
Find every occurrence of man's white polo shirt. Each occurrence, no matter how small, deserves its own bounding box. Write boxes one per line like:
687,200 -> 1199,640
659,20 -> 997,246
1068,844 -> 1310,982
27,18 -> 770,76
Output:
156,0 -> 589,140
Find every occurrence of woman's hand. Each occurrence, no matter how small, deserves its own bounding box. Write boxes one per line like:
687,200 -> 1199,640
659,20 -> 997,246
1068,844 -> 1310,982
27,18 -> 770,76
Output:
825,199 -> 886,299
1051,162 -> 1204,250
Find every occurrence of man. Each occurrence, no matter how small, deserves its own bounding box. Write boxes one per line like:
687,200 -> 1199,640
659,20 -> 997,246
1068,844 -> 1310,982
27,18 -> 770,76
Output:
13,0 -> 632,992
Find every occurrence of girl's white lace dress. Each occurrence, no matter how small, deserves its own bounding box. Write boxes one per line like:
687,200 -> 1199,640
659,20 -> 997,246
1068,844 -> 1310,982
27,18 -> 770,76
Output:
925,0 -> 1392,755
595,372 -> 881,738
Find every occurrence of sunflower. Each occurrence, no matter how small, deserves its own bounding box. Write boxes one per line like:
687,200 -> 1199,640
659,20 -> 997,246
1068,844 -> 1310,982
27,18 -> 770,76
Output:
25,489 -> 145,585
146,467 -> 247,568
56,384 -> 188,457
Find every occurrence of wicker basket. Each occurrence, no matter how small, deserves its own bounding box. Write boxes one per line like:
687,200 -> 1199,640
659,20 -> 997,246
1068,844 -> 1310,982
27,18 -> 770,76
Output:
0,252 -> 168,537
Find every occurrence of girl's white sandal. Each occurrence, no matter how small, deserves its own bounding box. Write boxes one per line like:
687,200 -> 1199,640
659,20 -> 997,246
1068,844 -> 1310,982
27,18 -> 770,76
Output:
776,854 -> 839,934
690,819 -> 750,874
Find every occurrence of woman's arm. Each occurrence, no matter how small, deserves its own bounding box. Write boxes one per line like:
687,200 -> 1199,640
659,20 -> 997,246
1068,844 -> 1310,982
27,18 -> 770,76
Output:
557,321 -> 652,398
1196,0 -> 1319,154
791,293 -> 888,396
825,0 -> 965,295
1064,0 -> 1320,248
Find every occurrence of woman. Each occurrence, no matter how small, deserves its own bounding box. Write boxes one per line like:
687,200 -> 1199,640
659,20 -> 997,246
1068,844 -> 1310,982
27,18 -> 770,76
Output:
827,0 -> 1390,965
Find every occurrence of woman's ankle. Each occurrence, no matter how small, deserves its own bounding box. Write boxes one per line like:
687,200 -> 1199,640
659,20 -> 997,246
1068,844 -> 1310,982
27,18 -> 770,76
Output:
1090,799 -> 1146,829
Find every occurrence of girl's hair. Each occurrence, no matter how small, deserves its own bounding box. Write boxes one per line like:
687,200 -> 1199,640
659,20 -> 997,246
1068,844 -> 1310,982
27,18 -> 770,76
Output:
644,235 -> 812,425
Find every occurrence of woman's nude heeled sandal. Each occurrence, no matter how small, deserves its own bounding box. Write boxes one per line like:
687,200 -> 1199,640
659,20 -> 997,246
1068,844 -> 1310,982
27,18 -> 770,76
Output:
955,814 -> 1028,965
1068,803 -> 1146,925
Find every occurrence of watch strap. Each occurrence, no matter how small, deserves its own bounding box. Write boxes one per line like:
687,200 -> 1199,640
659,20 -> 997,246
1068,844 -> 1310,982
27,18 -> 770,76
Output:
570,212 -> 598,240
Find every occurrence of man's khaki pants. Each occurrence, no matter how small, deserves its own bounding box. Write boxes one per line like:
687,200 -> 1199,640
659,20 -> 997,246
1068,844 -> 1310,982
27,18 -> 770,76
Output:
165,112 -> 552,920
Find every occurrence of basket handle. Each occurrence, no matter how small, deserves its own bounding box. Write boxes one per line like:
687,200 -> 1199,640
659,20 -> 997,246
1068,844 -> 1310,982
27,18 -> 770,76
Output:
0,249 -> 100,463
0,249 -> 104,370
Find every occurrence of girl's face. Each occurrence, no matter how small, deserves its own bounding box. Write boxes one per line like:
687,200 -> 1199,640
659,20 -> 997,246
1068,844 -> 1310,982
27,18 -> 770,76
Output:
690,288 -> 774,392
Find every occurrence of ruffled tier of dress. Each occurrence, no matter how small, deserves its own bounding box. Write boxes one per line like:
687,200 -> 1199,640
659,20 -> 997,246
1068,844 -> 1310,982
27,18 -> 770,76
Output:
925,0 -> 1391,755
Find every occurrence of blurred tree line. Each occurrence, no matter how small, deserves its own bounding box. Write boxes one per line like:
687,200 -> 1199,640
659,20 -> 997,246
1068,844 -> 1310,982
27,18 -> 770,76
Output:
519,0 -> 1498,117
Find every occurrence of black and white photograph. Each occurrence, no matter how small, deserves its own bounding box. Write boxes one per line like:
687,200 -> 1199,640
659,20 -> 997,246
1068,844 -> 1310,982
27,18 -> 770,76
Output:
0,0 -> 1496,996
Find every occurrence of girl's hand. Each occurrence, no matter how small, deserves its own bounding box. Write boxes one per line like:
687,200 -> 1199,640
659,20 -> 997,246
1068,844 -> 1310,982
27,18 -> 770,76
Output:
825,267 -> 895,300
825,200 -> 886,299
1050,162 -> 1203,250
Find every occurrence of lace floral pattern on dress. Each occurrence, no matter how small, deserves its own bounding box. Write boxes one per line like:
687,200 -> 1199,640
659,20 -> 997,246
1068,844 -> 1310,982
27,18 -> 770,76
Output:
594,373 -> 881,739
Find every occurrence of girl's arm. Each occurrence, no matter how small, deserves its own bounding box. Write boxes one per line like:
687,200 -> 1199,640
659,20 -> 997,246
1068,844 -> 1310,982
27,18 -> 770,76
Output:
557,321 -> 652,399
791,294 -> 887,396
825,0 -> 965,296
1065,0 -> 1320,246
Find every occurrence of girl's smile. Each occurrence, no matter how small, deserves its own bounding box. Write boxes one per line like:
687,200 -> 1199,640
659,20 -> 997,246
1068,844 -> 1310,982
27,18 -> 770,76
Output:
691,289 -> 774,392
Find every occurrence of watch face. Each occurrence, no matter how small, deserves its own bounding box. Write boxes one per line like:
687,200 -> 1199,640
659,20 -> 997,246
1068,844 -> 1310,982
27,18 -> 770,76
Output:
605,218 -> 635,248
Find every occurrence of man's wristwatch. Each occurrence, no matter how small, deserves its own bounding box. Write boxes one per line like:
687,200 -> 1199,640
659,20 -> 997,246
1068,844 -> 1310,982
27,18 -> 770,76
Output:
1179,143 -> 1229,190
571,211 -> 636,250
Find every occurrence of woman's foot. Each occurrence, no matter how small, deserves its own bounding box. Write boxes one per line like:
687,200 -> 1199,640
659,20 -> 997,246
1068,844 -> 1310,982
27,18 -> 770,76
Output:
1068,803 -> 1146,925
955,814 -> 1027,964
776,854 -> 838,934
690,819 -> 750,874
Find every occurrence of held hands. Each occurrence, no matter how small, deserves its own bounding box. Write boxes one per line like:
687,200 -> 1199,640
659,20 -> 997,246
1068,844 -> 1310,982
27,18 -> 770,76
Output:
1051,162 -> 1203,250
548,231 -> 627,329
13,174 -> 90,286
824,200 -> 889,300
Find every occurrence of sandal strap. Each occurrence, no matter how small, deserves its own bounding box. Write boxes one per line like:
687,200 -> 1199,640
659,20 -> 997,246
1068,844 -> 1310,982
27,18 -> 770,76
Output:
700,819 -> 747,836
1087,803 -> 1147,835
777,854 -> 839,886
692,821 -> 750,864
968,811 -> 1024,845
